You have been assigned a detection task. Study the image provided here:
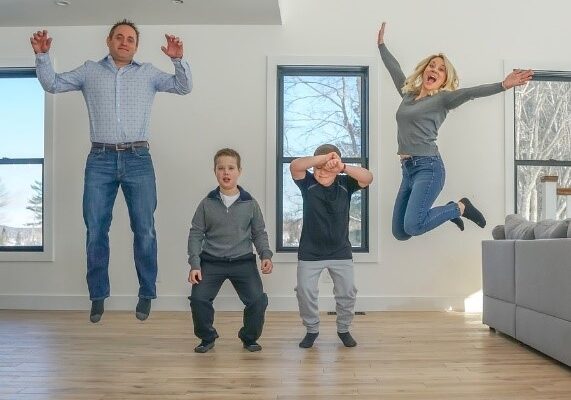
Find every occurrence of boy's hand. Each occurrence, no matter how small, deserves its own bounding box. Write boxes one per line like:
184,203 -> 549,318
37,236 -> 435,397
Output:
324,155 -> 345,173
322,152 -> 340,170
317,152 -> 337,166
188,269 -> 202,284
261,259 -> 273,274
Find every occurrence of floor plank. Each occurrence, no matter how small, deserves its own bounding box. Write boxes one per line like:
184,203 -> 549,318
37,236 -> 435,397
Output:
0,310 -> 569,400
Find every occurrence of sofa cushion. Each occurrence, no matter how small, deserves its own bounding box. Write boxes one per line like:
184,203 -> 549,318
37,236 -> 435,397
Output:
483,296 -> 515,337
515,239 -> 571,322
482,240 -> 515,302
492,225 -> 506,240
534,219 -> 568,239
516,306 -> 571,367
505,214 -> 535,240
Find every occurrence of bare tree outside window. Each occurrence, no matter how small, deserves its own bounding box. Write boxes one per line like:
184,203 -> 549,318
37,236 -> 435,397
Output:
0,69 -> 45,251
277,67 -> 369,251
514,76 -> 571,221
26,180 -> 43,227
0,178 -> 7,209
0,178 -> 8,227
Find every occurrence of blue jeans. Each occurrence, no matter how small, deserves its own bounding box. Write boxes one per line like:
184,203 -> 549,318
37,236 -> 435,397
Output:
83,146 -> 158,300
392,155 -> 461,241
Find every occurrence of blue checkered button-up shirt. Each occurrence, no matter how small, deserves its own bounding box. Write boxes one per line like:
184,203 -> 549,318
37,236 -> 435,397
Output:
35,53 -> 192,144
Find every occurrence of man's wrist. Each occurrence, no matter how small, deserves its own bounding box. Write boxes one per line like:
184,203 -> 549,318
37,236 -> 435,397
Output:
341,163 -> 347,173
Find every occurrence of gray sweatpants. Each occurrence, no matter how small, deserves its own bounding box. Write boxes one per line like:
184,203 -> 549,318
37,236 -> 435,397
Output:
295,259 -> 357,334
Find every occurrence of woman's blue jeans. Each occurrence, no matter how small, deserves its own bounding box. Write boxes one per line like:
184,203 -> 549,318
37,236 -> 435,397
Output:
83,146 -> 158,301
392,156 -> 461,241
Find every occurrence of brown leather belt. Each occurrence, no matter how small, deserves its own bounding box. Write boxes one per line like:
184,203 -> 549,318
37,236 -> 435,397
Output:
91,141 -> 149,151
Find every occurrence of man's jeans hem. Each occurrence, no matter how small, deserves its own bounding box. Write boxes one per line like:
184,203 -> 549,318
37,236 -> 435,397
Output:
89,295 -> 109,301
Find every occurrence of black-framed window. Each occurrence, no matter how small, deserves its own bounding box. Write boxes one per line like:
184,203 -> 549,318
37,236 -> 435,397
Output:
276,66 -> 369,252
514,70 -> 571,221
0,68 -> 44,252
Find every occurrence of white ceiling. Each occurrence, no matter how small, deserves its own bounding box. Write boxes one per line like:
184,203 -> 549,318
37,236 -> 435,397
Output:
0,0 -> 282,27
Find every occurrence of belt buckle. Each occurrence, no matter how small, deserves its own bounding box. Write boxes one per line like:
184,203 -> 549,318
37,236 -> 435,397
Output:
115,143 -> 127,151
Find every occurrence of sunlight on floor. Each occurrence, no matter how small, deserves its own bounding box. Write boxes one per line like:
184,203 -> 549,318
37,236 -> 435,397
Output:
464,289 -> 483,313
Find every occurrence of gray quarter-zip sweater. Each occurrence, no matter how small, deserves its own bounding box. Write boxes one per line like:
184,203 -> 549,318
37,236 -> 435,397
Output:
379,43 -> 505,156
187,186 -> 273,270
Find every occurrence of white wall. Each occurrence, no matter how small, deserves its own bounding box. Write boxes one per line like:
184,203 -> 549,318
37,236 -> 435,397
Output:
1,0 -> 569,311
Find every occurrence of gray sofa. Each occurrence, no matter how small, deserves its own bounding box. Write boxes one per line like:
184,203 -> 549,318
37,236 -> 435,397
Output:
482,238 -> 571,367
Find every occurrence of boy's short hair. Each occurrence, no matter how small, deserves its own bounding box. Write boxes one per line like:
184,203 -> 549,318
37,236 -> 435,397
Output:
314,143 -> 342,157
214,148 -> 241,169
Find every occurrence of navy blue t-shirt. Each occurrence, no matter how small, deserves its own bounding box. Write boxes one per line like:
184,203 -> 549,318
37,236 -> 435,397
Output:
294,171 -> 362,261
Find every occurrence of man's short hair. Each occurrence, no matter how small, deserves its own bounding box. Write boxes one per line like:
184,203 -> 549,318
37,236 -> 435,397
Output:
314,143 -> 341,157
109,19 -> 140,45
214,148 -> 241,169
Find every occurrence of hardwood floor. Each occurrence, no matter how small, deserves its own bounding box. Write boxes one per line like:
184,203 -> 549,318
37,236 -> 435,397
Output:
0,310 -> 569,399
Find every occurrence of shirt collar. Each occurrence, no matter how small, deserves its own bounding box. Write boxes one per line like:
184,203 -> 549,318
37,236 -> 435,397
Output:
207,185 -> 253,202
101,54 -> 142,68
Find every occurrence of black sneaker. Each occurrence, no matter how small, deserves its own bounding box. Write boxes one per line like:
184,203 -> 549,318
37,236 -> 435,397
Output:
135,298 -> 151,321
299,332 -> 319,348
242,341 -> 262,352
90,299 -> 104,323
194,340 -> 215,353
242,342 -> 262,352
338,331 -> 357,347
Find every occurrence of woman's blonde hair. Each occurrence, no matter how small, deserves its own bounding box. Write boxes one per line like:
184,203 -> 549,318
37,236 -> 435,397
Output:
402,53 -> 459,96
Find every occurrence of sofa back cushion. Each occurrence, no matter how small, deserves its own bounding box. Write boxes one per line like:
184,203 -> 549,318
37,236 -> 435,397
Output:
505,214 -> 535,240
534,219 -> 568,239
492,225 -> 506,240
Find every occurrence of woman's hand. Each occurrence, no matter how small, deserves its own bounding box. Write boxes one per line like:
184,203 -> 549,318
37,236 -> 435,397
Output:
502,69 -> 534,89
377,22 -> 386,45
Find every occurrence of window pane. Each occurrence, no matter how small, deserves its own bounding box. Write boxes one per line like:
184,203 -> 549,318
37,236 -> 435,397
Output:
0,77 -> 44,158
516,165 -> 571,221
515,81 -> 571,161
283,75 -> 362,158
349,189 -> 363,247
0,164 -> 43,247
282,163 -> 303,247
282,163 -> 363,248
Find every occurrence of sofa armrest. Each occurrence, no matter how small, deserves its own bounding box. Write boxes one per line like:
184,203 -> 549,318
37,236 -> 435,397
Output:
482,240 -> 516,303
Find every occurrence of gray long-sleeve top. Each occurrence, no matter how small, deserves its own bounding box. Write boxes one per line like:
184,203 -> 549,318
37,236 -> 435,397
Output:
187,186 -> 273,270
378,43 -> 505,156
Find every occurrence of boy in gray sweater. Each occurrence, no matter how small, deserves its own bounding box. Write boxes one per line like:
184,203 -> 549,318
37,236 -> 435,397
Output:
187,148 -> 273,353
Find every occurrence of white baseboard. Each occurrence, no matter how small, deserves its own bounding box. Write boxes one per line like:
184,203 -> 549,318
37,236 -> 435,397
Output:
0,295 -> 471,312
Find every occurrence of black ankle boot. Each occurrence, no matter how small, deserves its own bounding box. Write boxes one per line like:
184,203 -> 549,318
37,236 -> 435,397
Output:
459,197 -> 486,228
447,201 -> 464,231
90,299 -> 104,323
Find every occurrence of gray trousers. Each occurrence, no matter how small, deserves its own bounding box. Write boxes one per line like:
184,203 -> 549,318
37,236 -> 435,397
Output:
295,259 -> 357,334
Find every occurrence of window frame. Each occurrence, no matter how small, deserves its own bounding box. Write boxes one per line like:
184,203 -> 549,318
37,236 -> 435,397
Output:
505,60 -> 571,217
0,59 -> 54,261
266,55 -> 380,263
276,65 -> 370,253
